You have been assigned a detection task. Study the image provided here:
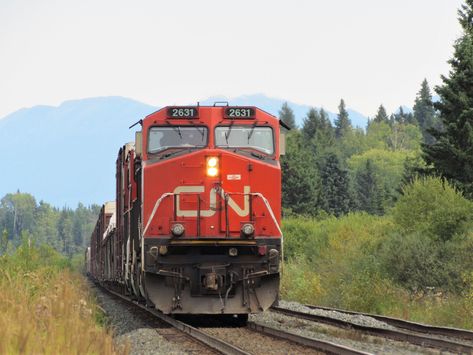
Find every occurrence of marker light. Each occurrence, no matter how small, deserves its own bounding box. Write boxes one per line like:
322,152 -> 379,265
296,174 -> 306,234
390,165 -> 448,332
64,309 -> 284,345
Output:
206,157 -> 219,177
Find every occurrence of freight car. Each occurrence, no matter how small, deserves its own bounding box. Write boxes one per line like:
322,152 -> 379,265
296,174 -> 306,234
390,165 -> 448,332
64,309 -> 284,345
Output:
88,104 -> 288,319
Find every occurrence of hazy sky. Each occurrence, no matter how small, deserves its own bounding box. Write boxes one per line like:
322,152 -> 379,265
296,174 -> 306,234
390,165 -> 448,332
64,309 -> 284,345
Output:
0,0 -> 464,118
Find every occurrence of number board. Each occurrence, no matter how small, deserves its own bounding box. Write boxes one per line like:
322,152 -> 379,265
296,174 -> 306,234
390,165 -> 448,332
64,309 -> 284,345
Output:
224,107 -> 256,119
167,107 -> 199,119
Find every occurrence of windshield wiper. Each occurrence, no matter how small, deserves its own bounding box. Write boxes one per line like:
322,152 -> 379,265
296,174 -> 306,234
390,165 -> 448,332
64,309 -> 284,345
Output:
225,121 -> 235,144
247,122 -> 258,142
176,126 -> 182,139
166,121 -> 182,139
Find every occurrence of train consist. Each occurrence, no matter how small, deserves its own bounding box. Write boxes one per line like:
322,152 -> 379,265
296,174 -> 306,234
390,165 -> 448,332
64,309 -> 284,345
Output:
87,105 -> 287,318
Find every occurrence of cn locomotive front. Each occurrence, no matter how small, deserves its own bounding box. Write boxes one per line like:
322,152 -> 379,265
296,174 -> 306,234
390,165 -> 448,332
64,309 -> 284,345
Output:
88,105 -> 288,319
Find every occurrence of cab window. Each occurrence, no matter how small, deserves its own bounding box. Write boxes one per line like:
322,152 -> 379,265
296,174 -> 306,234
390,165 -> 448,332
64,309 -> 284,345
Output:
148,126 -> 208,153
215,126 -> 274,155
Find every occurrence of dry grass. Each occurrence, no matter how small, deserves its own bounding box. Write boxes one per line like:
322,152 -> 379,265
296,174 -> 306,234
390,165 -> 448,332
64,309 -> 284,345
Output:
0,245 -> 127,355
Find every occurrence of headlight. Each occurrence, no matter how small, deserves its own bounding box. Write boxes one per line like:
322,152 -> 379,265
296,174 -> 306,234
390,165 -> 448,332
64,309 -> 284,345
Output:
206,157 -> 219,177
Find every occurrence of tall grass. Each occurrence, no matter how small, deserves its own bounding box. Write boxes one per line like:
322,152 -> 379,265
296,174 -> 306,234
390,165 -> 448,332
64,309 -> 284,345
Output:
0,242 -> 125,354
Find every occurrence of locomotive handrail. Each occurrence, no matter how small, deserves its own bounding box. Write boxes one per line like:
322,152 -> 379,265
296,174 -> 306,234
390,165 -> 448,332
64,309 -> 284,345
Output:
216,189 -> 284,237
217,189 -> 284,263
142,192 -> 175,236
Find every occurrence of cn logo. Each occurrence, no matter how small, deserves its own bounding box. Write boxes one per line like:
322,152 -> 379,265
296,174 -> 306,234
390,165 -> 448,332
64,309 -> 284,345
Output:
173,186 -> 250,217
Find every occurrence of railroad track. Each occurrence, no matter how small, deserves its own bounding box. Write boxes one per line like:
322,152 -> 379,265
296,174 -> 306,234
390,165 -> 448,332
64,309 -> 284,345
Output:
271,304 -> 473,354
93,283 -> 368,354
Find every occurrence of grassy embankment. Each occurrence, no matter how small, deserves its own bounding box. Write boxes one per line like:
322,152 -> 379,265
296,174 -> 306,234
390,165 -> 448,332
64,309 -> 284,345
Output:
0,242 -> 126,354
281,177 -> 473,329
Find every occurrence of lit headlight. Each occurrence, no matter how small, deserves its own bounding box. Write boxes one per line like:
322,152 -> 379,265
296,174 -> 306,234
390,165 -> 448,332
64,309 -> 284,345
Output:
171,223 -> 185,236
241,223 -> 255,236
206,157 -> 219,177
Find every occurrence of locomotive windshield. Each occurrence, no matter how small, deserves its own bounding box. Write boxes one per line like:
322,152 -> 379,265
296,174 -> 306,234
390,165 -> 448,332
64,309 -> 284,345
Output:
148,126 -> 208,153
215,126 -> 274,154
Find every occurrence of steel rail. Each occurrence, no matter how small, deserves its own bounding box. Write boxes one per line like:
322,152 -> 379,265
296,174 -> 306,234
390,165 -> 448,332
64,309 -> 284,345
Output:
271,306 -> 473,354
94,283 -> 368,355
306,304 -> 473,341
247,321 -> 372,355
96,284 -> 251,355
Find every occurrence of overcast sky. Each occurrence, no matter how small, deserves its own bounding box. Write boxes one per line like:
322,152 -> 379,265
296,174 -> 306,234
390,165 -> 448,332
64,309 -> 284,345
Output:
0,0 -> 464,118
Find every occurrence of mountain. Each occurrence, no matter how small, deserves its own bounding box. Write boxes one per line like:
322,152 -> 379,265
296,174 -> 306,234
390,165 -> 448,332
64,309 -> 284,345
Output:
199,94 -> 369,129
0,95 -> 370,207
0,97 -> 156,207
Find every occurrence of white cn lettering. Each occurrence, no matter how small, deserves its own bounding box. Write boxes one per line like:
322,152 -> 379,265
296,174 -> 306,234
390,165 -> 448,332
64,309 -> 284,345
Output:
173,186 -> 250,217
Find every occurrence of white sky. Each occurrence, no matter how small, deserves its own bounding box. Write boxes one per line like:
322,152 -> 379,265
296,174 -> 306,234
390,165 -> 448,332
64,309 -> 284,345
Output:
0,0 -> 464,118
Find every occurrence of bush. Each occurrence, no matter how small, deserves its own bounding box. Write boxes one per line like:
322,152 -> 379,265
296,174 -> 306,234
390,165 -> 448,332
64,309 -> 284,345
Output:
393,177 -> 473,240
280,258 -> 324,303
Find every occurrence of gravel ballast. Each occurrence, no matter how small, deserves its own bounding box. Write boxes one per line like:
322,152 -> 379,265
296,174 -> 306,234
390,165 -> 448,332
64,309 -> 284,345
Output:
93,286 -> 217,355
249,301 -> 453,355
278,300 -> 397,330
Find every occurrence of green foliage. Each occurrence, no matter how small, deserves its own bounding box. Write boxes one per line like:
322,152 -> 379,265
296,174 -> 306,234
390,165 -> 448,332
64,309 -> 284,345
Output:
349,148 -> 416,208
281,131 -> 319,216
282,175 -> 473,324
373,104 -> 389,123
355,159 -> 384,215
1,229 -> 8,254
281,258 -> 324,303
282,102 -> 422,218
387,123 -> 422,151
413,79 -> 438,145
392,177 -> 473,240
365,121 -> 392,150
0,191 -> 100,256
394,106 -> 416,125
423,1 -> 473,198
381,232 -> 473,293
278,102 -> 297,129
319,153 -> 352,216
335,99 -> 352,139
302,108 -> 334,153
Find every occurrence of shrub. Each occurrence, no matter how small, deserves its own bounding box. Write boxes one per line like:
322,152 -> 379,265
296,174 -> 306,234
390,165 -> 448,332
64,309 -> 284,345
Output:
280,258 -> 324,303
392,177 -> 473,240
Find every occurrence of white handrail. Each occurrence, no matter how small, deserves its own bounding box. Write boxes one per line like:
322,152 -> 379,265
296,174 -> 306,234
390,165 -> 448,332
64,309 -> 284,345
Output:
142,192 -> 174,236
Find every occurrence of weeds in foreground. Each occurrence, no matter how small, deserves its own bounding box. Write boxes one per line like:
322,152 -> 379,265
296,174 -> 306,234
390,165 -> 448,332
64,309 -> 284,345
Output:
0,242 -> 126,354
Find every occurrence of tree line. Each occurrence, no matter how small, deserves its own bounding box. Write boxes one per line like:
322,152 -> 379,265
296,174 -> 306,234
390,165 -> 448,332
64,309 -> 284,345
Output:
279,79 -> 437,217
0,192 -> 100,255
281,0 -> 473,215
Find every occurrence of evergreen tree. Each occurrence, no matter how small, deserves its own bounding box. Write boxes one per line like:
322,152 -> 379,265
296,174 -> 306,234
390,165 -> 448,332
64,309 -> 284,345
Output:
335,99 -> 352,138
373,105 -> 389,123
319,153 -> 351,216
281,131 -> 319,215
278,102 -> 297,129
302,108 -> 321,140
423,0 -> 473,197
394,107 -> 407,124
413,79 -> 437,144
356,159 -> 384,215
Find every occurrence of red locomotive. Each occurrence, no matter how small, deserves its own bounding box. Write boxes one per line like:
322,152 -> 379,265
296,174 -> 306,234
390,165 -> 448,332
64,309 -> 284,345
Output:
87,104 -> 287,319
